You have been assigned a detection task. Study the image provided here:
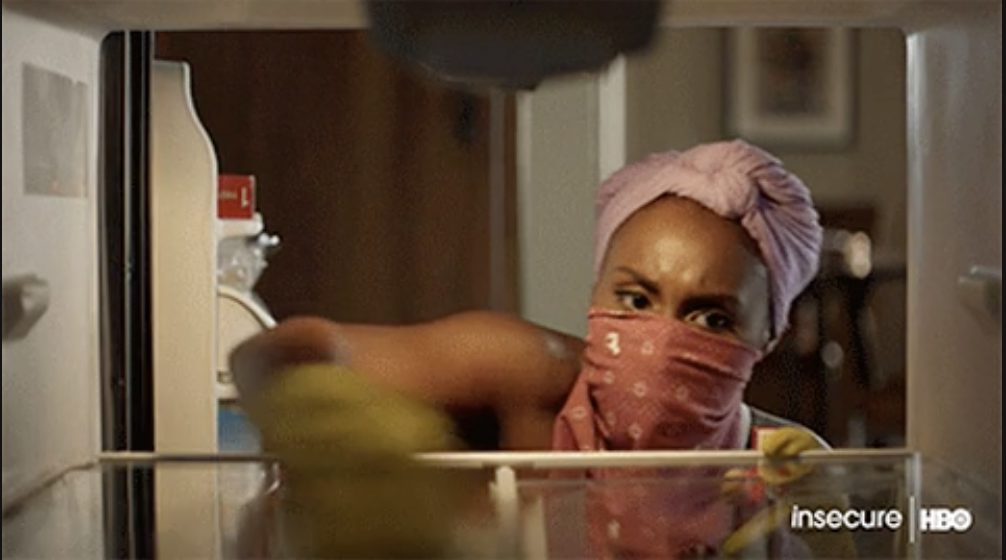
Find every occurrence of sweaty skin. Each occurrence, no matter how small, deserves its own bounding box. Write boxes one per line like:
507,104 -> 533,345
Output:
230,196 -> 773,451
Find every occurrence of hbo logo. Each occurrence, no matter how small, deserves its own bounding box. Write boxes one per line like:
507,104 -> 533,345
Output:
920,508 -> 973,533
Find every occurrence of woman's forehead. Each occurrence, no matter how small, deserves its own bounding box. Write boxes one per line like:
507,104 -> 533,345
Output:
605,197 -> 767,288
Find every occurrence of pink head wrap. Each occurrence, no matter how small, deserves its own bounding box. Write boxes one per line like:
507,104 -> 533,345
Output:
594,139 -> 822,342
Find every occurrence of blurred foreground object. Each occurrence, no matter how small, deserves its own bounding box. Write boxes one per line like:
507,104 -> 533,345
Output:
365,0 -> 661,89
242,364 -> 469,558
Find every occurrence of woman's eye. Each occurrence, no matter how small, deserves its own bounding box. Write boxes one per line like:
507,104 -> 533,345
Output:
615,290 -> 652,311
688,309 -> 736,333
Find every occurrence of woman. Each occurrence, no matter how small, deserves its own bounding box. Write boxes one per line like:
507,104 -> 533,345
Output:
545,140 -> 826,558
234,139 -> 821,449
232,139 -> 839,558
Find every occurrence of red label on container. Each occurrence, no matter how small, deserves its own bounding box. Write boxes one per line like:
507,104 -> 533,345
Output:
218,175 -> 255,219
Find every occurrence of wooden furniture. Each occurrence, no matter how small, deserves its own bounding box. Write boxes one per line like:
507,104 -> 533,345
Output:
157,31 -> 519,325
747,206 -> 907,447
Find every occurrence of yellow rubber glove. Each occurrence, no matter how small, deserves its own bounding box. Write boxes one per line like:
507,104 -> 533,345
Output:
721,426 -> 857,558
242,363 -> 468,559
757,426 -> 824,485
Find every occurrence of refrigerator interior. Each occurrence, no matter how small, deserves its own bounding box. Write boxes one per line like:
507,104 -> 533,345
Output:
2,0 -> 1001,558
5,449 -> 1002,559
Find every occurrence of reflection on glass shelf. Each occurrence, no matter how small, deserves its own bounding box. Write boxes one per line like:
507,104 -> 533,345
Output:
1,450 -> 1000,559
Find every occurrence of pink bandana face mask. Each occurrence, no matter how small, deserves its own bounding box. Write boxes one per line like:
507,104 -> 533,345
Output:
554,308 -> 762,453
549,309 -> 769,559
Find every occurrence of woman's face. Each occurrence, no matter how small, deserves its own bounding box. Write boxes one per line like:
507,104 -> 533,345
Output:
591,196 -> 772,349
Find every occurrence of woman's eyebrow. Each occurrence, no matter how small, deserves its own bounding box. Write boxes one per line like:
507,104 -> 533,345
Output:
680,293 -> 742,312
613,266 -> 661,295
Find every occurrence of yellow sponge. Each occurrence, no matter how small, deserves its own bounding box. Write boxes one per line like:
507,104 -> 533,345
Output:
242,363 -> 466,559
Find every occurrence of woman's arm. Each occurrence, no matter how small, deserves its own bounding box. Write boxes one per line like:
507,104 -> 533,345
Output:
229,311 -> 582,448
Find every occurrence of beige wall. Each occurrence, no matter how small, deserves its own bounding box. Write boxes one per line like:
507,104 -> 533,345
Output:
520,27 -> 910,362
625,27 -> 908,256
621,27 -> 910,382
516,75 -> 600,336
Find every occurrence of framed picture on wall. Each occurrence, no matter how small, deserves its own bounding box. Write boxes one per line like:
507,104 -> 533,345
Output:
725,27 -> 856,149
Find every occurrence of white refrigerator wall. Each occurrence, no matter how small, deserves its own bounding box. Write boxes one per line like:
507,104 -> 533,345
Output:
3,13 -> 222,560
1,7 -> 104,557
906,7 -> 1002,495
149,59 -> 220,559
